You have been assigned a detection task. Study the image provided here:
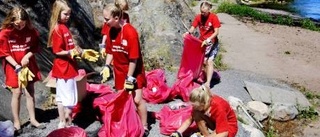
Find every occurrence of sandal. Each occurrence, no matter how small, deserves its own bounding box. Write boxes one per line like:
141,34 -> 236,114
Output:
143,128 -> 149,137
31,124 -> 46,129
14,127 -> 23,136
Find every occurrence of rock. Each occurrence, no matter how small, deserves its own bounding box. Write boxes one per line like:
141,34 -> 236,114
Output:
247,101 -> 269,121
270,103 -> 299,121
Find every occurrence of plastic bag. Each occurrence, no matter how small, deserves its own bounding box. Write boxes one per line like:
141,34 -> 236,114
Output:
178,34 -> 204,80
0,120 -> 14,137
47,127 -> 87,137
143,69 -> 172,103
156,104 -> 198,136
171,70 -> 200,102
98,91 -> 144,137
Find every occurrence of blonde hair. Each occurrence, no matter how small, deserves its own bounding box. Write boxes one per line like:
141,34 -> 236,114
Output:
115,0 -> 129,11
104,3 -> 123,19
200,1 -> 213,10
47,0 -> 70,47
1,7 -> 33,30
189,85 -> 212,110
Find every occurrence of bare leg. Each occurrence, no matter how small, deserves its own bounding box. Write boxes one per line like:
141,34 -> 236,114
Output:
25,83 -> 41,127
205,59 -> 216,88
57,103 -> 66,128
134,89 -> 148,129
64,107 -> 72,126
11,88 -> 22,129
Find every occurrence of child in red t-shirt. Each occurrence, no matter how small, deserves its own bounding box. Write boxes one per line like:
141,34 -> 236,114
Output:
171,86 -> 238,137
47,0 -> 82,129
183,1 -> 221,88
0,7 -> 44,134
99,0 -> 130,58
100,3 -> 149,136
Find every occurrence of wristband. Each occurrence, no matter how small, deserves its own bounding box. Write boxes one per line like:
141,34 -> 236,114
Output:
99,43 -> 106,48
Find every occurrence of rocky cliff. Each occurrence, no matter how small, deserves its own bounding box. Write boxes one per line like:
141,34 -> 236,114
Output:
0,0 -> 196,122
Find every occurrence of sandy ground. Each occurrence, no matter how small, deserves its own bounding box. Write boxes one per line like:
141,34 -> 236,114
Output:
217,13 -> 320,136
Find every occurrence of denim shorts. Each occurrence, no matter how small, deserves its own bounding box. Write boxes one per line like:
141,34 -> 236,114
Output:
205,42 -> 219,61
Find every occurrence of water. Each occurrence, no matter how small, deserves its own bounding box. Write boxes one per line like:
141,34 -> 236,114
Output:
290,0 -> 320,21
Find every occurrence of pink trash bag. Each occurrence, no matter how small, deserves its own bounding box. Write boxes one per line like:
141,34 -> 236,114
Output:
178,34 -> 205,80
98,91 -> 144,137
171,70 -> 201,102
47,127 -> 87,137
156,103 -> 198,136
143,69 -> 172,104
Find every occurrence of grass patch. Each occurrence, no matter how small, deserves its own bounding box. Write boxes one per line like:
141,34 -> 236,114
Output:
216,2 -> 320,31
214,43 -> 228,70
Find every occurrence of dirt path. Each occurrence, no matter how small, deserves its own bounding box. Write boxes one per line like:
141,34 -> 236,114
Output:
218,13 -> 320,93
217,13 -> 320,137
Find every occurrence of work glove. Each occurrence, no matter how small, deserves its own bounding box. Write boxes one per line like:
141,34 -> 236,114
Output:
17,67 -> 35,88
201,39 -> 212,47
170,131 -> 182,137
100,65 -> 111,83
69,48 -> 81,59
124,76 -> 136,91
99,44 -> 107,59
81,49 -> 99,62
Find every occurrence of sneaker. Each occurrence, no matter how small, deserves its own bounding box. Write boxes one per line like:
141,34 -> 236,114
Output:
143,129 -> 149,137
58,121 -> 65,129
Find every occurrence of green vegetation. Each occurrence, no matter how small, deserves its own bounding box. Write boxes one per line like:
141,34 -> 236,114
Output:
214,44 -> 228,70
216,2 -> 320,31
297,106 -> 319,120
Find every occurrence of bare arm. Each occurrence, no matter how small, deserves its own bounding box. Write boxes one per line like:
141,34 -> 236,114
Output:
176,116 -> 193,133
127,59 -> 137,76
5,56 -> 19,67
183,26 -> 196,37
206,28 -> 219,41
105,53 -> 113,65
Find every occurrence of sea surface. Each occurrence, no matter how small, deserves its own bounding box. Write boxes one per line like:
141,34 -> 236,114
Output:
290,0 -> 320,20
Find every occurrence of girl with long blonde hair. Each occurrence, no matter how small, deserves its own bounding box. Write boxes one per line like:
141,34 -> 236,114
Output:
171,85 -> 238,137
47,0 -> 82,129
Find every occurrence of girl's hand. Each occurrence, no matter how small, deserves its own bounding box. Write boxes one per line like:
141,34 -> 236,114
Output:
21,56 -> 30,67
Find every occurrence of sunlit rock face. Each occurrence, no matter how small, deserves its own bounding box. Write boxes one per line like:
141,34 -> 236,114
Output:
0,0 -> 195,120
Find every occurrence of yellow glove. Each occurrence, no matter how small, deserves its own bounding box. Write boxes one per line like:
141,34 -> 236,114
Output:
170,131 -> 182,137
201,39 -> 212,47
124,76 -> 136,91
18,67 -> 35,88
100,65 -> 111,83
81,49 -> 99,62
99,44 -> 107,59
69,48 -> 81,59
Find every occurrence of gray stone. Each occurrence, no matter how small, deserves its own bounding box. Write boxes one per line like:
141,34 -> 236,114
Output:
244,81 -> 311,108
270,103 -> 299,121
247,101 -> 269,121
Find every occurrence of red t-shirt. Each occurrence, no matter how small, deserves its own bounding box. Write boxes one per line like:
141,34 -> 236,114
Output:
192,12 -> 221,42
208,95 -> 238,137
101,12 -> 130,42
0,27 -> 41,87
51,23 -> 78,79
106,23 -> 146,90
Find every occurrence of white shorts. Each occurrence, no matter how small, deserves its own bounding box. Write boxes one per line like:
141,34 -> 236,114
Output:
56,78 -> 78,108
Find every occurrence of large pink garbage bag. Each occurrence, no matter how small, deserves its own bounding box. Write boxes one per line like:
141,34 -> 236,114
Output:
171,70 -> 201,102
143,69 -> 172,103
47,127 -> 87,137
177,34 -> 205,80
156,104 -> 198,136
98,91 -> 144,137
